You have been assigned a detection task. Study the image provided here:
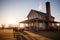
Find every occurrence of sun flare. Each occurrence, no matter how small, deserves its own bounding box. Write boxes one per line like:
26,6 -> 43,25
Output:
20,23 -> 24,28
7,18 -> 17,24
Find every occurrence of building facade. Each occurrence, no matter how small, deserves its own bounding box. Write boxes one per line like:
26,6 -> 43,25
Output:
19,2 -> 60,31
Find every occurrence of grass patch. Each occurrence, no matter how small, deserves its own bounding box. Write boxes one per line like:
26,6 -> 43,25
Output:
0,29 -> 15,40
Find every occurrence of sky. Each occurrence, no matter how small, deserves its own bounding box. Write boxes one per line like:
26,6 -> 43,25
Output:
0,0 -> 60,25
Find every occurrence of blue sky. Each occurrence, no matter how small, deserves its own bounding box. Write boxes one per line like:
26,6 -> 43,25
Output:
0,0 -> 60,24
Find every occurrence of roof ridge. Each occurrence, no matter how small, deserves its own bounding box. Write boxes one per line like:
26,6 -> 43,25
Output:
31,9 -> 46,14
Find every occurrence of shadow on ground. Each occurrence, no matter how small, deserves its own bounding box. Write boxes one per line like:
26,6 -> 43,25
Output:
32,31 -> 60,40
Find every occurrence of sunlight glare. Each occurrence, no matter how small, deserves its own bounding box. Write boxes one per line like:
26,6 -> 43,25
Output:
7,18 -> 17,24
20,23 -> 24,28
57,23 -> 60,26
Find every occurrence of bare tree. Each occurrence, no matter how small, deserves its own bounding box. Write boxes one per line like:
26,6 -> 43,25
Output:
1,24 -> 5,29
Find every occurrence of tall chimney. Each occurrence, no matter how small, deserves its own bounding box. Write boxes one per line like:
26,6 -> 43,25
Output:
46,2 -> 51,21
45,2 -> 51,30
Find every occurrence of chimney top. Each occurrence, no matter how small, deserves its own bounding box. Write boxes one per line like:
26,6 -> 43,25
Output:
46,1 -> 50,3
46,1 -> 51,21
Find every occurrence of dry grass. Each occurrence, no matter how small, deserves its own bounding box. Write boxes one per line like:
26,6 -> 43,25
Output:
0,29 -> 15,40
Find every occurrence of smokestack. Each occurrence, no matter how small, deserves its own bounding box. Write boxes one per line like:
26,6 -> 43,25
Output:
45,2 -> 51,30
46,2 -> 51,21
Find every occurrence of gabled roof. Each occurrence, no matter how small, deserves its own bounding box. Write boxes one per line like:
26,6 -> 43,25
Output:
33,9 -> 46,15
27,9 -> 54,18
27,9 -> 46,17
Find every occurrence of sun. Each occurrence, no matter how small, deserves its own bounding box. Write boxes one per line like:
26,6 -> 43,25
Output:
7,18 -> 16,24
